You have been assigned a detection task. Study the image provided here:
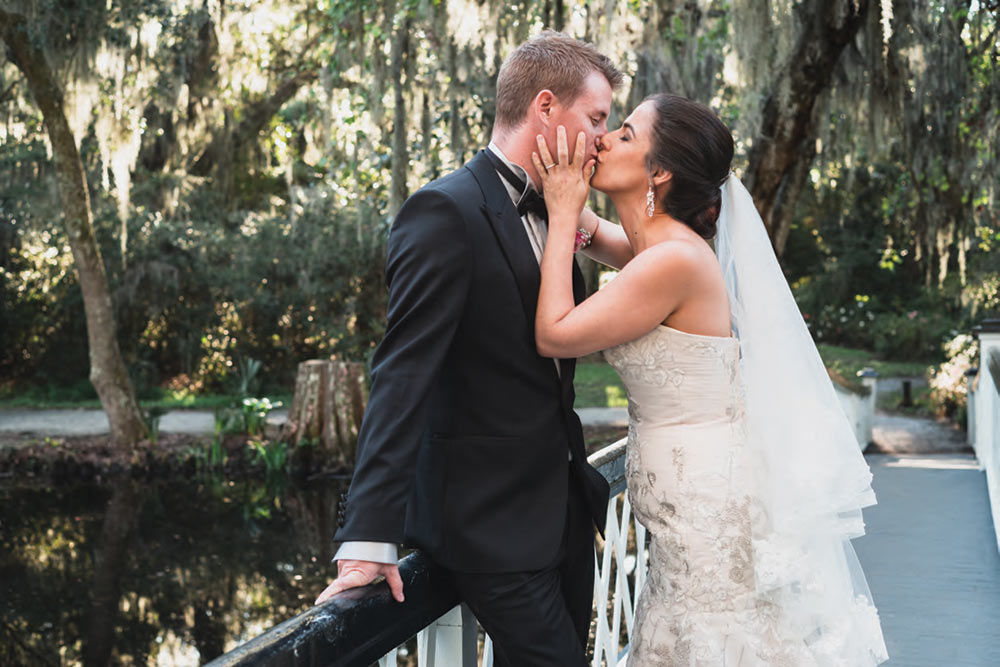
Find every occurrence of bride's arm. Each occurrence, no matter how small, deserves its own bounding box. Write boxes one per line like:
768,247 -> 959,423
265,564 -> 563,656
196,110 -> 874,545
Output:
537,234 -> 694,358
577,208 -> 633,270
533,128 -> 691,358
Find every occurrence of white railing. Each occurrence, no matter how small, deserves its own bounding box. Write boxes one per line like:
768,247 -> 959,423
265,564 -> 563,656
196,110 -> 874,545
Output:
968,319 -> 1000,554
832,368 -> 879,450
591,482 -> 646,667
377,437 -> 642,667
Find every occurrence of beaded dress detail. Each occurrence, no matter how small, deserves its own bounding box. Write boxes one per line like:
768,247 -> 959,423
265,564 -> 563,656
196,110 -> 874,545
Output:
604,325 -> 885,666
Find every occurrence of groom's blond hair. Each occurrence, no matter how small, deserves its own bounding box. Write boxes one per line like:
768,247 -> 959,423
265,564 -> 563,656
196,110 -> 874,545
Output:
495,31 -> 622,131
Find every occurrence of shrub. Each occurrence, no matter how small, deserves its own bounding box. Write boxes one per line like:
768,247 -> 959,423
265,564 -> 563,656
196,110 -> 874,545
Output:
927,333 -> 979,424
3,185 -> 389,395
869,310 -> 954,362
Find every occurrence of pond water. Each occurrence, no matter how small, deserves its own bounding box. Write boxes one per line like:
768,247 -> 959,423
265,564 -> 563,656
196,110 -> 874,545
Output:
0,475 -> 350,666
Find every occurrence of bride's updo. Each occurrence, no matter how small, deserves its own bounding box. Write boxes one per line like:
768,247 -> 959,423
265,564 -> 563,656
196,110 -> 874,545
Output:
646,94 -> 734,239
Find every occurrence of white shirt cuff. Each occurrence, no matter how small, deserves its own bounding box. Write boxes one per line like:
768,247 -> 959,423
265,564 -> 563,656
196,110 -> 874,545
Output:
334,541 -> 399,564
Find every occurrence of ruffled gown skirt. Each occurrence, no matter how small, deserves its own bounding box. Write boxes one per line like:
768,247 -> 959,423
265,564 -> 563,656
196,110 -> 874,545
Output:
604,326 -> 887,666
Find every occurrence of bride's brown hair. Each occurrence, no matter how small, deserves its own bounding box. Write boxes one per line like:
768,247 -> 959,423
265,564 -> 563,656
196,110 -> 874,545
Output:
645,94 -> 734,239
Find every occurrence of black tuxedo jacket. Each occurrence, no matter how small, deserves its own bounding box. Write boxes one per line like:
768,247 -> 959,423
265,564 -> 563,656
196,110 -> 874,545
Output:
335,150 -> 610,573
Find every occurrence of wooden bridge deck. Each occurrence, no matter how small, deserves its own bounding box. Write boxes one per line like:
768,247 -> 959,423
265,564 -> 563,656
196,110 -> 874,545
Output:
854,453 -> 1000,666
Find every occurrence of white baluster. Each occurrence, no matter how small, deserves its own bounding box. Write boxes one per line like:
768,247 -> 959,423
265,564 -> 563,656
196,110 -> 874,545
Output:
417,622 -> 436,667
592,494 -> 619,666
378,647 -> 398,667
482,634 -> 494,667
427,605 -> 466,666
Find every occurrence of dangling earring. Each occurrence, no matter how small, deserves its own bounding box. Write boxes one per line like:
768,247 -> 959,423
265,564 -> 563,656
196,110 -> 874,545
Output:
646,184 -> 655,217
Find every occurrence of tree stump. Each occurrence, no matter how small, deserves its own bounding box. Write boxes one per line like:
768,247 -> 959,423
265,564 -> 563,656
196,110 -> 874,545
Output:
283,360 -> 368,468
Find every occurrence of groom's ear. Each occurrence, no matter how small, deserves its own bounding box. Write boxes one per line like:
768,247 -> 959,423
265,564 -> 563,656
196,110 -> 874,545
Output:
533,89 -> 556,126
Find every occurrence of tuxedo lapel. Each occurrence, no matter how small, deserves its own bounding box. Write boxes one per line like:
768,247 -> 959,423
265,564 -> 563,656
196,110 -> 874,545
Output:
467,151 -> 543,336
558,260 -> 587,406
572,259 -> 586,306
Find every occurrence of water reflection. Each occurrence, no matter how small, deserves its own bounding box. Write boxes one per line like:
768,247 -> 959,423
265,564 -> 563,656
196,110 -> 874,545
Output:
0,475 -> 349,665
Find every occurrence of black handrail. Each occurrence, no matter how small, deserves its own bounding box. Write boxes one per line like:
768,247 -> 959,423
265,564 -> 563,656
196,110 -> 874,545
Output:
207,438 -> 629,667
206,552 -> 459,667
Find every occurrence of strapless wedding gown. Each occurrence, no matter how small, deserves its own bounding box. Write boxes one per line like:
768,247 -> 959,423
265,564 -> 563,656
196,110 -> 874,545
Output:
604,325 -> 884,666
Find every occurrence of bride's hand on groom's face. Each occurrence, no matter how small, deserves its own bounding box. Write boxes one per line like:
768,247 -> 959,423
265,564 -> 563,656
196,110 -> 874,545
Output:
533,126 -> 596,224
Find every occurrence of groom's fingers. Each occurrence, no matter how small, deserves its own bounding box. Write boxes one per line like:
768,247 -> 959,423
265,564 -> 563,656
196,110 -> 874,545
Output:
383,565 -> 405,602
315,568 -> 371,604
314,562 -> 405,606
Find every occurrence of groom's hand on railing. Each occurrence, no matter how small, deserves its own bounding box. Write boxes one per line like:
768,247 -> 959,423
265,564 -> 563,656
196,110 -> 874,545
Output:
315,559 -> 405,605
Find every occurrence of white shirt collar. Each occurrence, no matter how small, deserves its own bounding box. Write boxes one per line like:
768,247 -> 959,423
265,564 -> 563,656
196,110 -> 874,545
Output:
487,141 -> 540,206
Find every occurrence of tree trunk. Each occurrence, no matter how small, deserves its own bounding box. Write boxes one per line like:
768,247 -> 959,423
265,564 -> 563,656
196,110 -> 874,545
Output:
283,360 -> 368,468
0,9 -> 147,447
190,66 -> 318,177
743,0 -> 870,257
769,137 -> 817,255
447,39 -> 466,164
389,14 -> 412,216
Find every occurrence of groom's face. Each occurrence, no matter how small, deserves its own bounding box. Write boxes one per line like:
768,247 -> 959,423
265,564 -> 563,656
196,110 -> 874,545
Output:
546,70 -> 613,166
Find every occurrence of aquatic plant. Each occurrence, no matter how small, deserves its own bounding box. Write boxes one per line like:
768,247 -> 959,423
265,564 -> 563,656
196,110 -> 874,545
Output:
248,439 -> 289,475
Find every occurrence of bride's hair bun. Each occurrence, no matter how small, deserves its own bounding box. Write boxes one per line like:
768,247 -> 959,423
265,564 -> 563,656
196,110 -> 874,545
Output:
645,94 -> 734,239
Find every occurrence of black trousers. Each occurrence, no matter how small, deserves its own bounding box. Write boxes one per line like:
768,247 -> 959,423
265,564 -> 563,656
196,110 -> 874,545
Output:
446,471 -> 595,667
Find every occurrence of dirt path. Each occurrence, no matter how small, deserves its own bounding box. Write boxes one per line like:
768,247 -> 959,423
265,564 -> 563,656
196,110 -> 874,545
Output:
0,408 -> 288,437
0,407 -> 968,455
871,411 -> 970,455
0,406 -> 631,438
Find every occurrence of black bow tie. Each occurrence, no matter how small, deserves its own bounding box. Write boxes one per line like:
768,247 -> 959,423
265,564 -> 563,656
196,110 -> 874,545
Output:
517,188 -> 548,222
484,147 -> 548,222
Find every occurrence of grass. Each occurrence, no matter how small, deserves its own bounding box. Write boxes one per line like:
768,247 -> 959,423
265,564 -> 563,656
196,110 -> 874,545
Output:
816,344 -> 935,379
573,362 -> 628,409
574,345 -> 939,409
876,384 -> 935,418
2,344 -> 937,412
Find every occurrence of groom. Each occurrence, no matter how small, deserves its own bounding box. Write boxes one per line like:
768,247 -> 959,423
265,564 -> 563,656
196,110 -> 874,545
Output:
316,31 -> 622,665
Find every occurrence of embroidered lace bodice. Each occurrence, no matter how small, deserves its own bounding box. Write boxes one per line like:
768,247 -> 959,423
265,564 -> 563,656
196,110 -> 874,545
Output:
604,325 -> 886,666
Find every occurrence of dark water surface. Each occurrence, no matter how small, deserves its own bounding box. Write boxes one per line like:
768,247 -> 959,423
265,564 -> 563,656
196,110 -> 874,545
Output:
1,476 -> 349,665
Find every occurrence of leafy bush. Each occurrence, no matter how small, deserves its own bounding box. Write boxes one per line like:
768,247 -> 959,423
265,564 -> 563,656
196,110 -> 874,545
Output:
795,285 -> 878,350
869,310 -> 955,361
787,163 -> 982,362
3,185 -> 389,395
928,333 -> 979,424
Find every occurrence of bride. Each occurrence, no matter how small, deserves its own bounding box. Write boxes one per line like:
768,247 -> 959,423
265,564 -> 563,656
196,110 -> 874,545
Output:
534,94 -> 889,666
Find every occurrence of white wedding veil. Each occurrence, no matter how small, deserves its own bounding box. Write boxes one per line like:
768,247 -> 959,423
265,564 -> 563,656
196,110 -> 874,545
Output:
715,174 -> 889,665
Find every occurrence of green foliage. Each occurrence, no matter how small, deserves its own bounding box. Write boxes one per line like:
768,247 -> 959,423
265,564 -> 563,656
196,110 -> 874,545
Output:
247,438 -> 290,475
574,362 -> 627,409
788,163 -> 987,361
869,310 -> 956,362
876,384 -> 934,418
240,397 -> 281,436
0,0 -> 997,403
234,357 -> 264,398
2,185 -> 388,394
142,405 -> 168,445
205,414 -> 230,469
815,344 -> 934,379
928,333 -> 979,425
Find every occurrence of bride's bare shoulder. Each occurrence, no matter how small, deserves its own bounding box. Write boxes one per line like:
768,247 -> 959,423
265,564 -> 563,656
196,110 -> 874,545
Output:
629,237 -> 713,277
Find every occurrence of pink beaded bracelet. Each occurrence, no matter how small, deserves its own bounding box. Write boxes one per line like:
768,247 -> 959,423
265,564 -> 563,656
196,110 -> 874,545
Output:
574,227 -> 593,252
